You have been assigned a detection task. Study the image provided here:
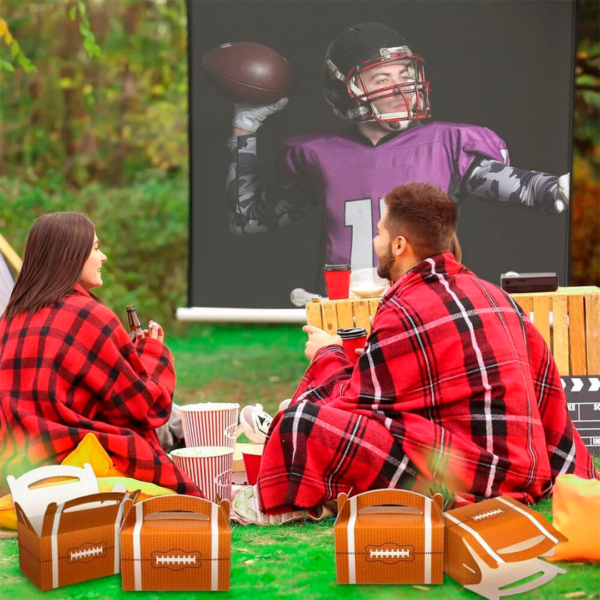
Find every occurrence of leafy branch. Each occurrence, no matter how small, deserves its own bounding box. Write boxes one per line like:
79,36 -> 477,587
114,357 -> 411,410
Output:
0,17 -> 36,73
68,0 -> 102,58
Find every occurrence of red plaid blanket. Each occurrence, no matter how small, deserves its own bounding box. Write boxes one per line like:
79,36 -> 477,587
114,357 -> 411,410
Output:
0,284 -> 201,497
259,254 -> 597,511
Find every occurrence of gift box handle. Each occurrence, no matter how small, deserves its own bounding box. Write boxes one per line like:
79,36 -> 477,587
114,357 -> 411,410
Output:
492,561 -> 566,597
352,489 -> 436,512
7,463 -> 97,496
145,511 -> 209,522
139,494 -> 216,518
59,491 -> 136,513
464,547 -> 567,600
359,505 -> 422,516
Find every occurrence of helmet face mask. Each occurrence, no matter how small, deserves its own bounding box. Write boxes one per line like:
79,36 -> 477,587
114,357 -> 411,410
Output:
348,54 -> 430,124
323,24 -> 431,127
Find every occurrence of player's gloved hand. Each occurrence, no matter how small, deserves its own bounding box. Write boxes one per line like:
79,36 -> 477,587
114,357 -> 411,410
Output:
232,98 -> 288,133
554,173 -> 570,214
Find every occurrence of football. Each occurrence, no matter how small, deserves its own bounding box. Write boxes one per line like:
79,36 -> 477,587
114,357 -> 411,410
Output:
201,42 -> 294,104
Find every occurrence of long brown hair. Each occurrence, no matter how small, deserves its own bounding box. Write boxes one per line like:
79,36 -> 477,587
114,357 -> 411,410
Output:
2,212 -> 96,322
450,232 -> 462,263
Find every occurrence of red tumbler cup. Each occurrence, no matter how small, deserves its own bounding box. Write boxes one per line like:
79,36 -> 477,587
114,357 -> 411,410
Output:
337,327 -> 367,365
241,447 -> 263,485
324,264 -> 351,300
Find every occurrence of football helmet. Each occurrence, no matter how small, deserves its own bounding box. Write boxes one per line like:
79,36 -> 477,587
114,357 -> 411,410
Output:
323,22 -> 431,129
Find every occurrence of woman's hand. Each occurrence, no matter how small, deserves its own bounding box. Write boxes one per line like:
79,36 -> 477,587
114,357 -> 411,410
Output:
135,320 -> 165,343
302,325 -> 342,361
148,320 -> 164,342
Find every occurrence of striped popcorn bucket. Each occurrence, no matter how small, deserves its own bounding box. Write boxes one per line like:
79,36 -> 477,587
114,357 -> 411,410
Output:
179,403 -> 240,449
171,447 -> 234,503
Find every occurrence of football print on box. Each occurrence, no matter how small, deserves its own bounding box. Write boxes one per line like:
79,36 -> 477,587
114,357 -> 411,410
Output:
187,1 -> 574,313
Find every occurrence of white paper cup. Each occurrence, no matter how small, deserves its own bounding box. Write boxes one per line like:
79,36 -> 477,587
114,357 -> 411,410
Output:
171,446 -> 234,503
179,402 -> 239,449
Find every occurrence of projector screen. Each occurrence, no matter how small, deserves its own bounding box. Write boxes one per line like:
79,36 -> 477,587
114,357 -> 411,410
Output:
185,0 -> 574,319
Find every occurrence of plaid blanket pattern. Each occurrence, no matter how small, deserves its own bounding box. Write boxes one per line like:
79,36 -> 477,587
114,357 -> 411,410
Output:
0,284 -> 201,497
258,254 -> 597,512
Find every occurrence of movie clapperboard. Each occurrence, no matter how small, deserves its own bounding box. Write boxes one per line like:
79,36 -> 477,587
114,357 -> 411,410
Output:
563,376 -> 600,456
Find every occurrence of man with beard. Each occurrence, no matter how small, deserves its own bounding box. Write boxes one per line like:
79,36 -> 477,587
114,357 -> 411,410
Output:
232,182 -> 597,525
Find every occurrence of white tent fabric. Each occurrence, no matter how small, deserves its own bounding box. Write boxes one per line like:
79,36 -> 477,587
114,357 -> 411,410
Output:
0,251 -> 14,315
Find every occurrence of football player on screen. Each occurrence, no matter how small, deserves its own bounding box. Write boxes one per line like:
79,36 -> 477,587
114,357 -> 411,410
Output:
227,22 -> 569,273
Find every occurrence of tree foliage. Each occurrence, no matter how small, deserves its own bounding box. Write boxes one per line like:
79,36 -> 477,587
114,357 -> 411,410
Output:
0,0 -> 189,187
0,0 -> 191,326
0,17 -> 36,73
572,0 -> 600,286
0,171 -> 189,328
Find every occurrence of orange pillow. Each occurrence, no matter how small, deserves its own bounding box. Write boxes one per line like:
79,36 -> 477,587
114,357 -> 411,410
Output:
547,474 -> 600,562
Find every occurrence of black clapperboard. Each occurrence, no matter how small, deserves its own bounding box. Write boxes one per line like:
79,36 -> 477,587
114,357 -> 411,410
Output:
563,376 -> 600,456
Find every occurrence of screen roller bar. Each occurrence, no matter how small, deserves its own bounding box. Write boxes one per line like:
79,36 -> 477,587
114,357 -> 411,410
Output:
176,307 -> 306,324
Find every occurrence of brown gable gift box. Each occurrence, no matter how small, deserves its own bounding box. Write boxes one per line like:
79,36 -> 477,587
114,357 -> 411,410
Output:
335,489 -> 445,585
120,494 -> 231,591
14,491 -> 137,591
444,495 -> 568,599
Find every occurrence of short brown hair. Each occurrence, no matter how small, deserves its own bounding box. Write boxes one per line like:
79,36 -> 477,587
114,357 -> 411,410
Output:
384,182 -> 458,260
2,212 -> 96,322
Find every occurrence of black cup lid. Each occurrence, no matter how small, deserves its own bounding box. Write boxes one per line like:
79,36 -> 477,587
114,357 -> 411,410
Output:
324,264 -> 351,271
337,327 -> 367,339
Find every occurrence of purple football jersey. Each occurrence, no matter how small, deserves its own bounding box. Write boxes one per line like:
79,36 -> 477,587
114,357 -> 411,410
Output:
279,121 -> 508,269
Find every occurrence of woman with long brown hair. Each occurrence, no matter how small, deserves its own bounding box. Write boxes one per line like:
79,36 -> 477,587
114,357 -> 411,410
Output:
0,212 -> 201,497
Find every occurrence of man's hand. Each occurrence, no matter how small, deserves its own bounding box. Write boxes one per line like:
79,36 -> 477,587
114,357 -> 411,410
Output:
302,325 -> 342,361
232,98 -> 288,135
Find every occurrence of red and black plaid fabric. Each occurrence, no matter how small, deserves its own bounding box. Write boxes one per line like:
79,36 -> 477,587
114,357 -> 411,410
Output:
258,254 -> 597,512
0,284 -> 201,497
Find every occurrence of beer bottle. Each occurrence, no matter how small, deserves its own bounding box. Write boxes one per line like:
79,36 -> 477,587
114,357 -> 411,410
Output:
126,305 -> 144,341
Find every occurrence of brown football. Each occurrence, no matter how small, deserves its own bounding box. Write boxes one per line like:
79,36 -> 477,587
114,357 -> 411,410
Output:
201,42 -> 294,104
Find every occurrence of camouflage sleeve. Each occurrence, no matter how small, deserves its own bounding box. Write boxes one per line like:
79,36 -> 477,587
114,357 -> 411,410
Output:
463,159 -> 568,215
226,134 -> 314,234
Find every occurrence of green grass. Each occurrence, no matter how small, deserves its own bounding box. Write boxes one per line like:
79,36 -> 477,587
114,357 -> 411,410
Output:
1,325 -> 599,599
169,324 -> 307,415
1,520 -> 599,599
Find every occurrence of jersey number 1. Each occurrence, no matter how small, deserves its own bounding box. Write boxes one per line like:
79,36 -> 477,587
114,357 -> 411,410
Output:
345,198 -> 386,271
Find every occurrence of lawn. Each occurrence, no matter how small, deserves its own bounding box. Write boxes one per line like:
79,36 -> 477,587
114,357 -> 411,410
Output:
1,325 -> 599,599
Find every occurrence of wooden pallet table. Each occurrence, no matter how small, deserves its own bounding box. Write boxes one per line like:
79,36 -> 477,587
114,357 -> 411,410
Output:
306,287 -> 600,376
511,286 -> 600,376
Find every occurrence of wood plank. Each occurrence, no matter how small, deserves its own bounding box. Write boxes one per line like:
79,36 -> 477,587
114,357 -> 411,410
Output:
305,301 -> 322,329
353,300 -> 371,333
369,298 -> 381,324
586,294 -> 600,374
532,295 -> 551,347
552,295 -> 569,376
336,300 -> 355,329
513,296 -> 532,320
568,295 -> 587,376
511,286 -> 600,297
322,301 -> 339,336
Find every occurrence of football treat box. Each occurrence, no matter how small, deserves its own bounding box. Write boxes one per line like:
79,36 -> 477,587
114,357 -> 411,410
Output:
8,464 -> 100,538
120,495 -> 231,591
14,491 -> 137,591
335,489 -> 445,585
444,495 -> 568,599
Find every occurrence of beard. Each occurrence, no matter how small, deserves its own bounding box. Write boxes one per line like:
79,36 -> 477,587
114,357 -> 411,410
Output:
376,244 -> 395,281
